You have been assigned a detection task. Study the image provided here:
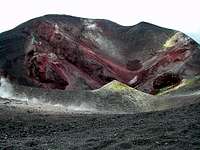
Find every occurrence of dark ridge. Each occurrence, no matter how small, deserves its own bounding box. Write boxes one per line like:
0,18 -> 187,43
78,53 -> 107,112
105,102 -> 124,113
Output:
0,14 -> 199,93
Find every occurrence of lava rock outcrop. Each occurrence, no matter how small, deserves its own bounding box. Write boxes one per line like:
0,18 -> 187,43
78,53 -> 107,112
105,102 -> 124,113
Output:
0,15 -> 200,93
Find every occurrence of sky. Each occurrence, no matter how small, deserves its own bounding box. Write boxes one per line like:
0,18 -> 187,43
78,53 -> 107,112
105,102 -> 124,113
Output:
0,0 -> 200,43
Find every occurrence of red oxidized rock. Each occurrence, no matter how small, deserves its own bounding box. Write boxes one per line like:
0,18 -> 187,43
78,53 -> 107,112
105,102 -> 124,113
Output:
0,15 -> 199,93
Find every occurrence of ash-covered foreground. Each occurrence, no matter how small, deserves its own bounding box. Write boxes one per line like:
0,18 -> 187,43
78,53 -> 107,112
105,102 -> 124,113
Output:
0,77 -> 199,149
0,100 -> 200,150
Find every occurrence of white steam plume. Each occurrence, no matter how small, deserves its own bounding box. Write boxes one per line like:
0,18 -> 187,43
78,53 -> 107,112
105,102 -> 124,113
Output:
0,77 -> 14,99
0,77 -> 97,113
66,103 -> 97,112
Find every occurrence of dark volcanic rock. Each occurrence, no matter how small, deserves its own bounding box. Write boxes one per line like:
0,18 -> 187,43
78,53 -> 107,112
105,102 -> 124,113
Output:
0,99 -> 200,150
0,15 -> 200,93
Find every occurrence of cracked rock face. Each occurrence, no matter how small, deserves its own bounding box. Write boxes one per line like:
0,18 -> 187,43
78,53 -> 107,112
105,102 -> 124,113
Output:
0,15 -> 200,93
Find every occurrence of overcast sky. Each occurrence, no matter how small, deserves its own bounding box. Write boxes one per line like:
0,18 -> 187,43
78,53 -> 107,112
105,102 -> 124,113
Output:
0,0 -> 200,43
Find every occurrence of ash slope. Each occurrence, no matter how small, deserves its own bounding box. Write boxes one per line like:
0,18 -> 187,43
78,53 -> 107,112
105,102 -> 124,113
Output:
0,100 -> 200,150
0,14 -> 200,94
1,79 -> 199,114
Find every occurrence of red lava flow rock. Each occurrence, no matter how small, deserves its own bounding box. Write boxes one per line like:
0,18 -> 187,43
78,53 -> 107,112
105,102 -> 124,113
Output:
0,15 -> 200,93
